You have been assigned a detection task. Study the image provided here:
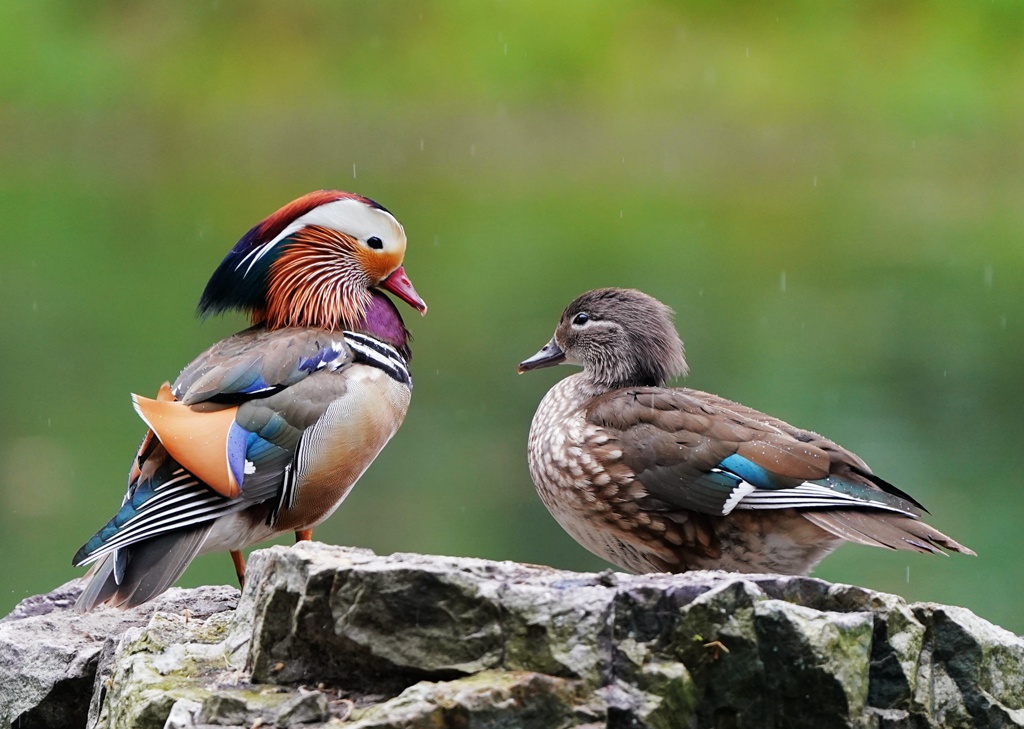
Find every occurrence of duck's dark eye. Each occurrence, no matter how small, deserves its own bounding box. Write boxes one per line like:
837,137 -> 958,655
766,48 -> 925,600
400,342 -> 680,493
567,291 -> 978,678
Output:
572,312 -> 590,326
367,236 -> 384,250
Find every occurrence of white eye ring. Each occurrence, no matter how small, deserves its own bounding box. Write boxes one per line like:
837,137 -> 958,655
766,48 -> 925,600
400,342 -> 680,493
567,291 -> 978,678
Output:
572,312 -> 590,326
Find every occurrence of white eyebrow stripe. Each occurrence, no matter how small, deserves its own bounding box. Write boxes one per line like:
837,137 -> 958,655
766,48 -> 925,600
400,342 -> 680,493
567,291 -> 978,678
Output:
235,198 -> 404,276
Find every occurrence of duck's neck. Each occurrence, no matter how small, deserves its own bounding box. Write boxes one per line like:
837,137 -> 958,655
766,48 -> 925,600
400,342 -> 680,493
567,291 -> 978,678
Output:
539,373 -> 609,418
578,366 -> 662,397
354,289 -> 412,361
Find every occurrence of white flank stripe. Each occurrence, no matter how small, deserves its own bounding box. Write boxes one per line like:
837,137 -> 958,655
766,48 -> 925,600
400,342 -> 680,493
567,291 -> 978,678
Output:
343,332 -> 410,384
734,482 -> 914,515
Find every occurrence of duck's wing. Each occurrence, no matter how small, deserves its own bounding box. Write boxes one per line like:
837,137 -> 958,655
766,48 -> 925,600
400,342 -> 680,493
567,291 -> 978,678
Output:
72,327 -> 401,610
585,387 -> 973,556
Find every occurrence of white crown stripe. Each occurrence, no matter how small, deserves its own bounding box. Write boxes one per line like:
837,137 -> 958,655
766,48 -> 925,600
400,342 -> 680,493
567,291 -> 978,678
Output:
236,197 -> 405,277
236,244 -> 267,275
238,220 -> 304,276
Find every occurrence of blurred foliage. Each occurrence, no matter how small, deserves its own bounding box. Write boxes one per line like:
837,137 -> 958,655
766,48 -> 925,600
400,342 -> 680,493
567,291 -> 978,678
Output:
1,1 -> 1021,633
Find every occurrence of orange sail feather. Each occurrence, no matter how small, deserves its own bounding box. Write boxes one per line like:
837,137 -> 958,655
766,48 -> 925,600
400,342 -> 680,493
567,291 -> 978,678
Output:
131,383 -> 242,498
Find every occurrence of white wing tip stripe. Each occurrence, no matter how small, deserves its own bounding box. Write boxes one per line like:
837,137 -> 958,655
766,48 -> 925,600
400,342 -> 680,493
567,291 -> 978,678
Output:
733,481 -> 915,516
78,481 -> 247,565
717,473 -> 756,516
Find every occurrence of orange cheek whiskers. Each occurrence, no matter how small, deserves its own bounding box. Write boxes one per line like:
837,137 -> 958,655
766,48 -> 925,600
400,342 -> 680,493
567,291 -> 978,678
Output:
263,228 -> 373,330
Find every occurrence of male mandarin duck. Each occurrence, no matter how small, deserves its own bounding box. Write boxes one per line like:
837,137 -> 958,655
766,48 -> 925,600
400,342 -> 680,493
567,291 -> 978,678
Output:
519,288 -> 974,575
72,191 -> 427,611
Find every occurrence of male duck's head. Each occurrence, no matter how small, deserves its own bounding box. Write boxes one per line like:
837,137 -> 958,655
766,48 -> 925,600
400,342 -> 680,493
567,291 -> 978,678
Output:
199,190 -> 426,331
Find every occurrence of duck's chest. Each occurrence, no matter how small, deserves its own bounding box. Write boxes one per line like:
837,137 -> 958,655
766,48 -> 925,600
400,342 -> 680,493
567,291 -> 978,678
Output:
275,364 -> 412,530
527,379 -> 638,537
528,380 -> 602,494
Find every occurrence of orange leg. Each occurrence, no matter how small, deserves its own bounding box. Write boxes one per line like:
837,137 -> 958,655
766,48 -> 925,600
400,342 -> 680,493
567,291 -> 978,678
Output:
295,529 -> 313,542
230,549 -> 246,588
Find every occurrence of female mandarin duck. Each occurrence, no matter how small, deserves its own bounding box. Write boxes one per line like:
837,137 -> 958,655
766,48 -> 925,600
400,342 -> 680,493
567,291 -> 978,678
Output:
72,191 -> 427,611
519,288 -> 973,575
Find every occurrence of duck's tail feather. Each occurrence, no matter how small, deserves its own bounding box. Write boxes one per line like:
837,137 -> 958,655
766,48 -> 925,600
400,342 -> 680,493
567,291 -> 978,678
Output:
74,523 -> 211,612
803,509 -> 975,556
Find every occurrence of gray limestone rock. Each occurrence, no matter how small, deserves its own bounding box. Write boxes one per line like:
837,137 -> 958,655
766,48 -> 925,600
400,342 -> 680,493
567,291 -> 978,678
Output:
0,580 -> 238,729
1,543 -> 1021,729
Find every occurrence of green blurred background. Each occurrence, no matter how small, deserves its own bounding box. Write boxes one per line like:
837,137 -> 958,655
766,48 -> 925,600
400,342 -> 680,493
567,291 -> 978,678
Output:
2,1 -> 1021,633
